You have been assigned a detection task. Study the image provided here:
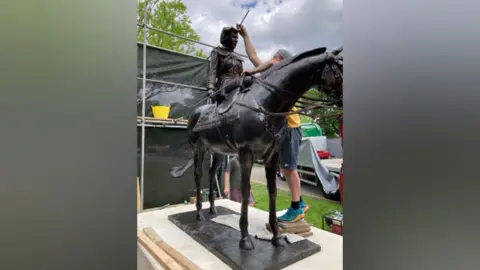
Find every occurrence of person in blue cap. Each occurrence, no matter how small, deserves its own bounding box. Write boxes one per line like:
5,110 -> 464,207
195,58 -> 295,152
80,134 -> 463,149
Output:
236,23 -> 309,223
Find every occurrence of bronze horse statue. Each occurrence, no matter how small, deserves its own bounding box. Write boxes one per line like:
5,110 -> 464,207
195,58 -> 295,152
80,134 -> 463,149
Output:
171,46 -> 343,250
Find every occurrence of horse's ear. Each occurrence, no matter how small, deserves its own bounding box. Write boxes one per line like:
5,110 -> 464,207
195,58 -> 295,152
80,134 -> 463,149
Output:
290,47 -> 327,63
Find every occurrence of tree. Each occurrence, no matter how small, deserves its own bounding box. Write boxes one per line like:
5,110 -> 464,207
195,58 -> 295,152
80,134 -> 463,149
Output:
137,0 -> 208,58
297,89 -> 342,137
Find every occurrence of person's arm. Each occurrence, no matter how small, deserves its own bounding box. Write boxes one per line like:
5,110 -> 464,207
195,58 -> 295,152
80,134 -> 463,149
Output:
224,172 -> 230,190
243,35 -> 263,67
224,160 -> 230,197
237,24 -> 263,67
242,59 -> 275,76
250,60 -> 274,74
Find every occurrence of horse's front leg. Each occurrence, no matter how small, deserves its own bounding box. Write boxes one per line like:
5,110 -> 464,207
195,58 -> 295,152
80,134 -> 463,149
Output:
193,148 -> 206,221
265,152 -> 285,247
208,153 -> 224,215
238,147 -> 255,250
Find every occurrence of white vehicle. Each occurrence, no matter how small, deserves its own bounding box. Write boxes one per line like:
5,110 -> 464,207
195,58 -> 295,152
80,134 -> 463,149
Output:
277,123 -> 342,200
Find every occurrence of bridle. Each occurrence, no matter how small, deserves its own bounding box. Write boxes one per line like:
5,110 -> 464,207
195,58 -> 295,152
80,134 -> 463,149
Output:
234,51 -> 343,119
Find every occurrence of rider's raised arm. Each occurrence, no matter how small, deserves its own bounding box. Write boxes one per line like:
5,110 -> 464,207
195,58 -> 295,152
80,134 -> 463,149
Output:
207,49 -> 219,90
236,24 -> 263,68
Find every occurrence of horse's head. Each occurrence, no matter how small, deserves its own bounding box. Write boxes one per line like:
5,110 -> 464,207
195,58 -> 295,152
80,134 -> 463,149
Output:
320,47 -> 343,107
262,46 -> 343,107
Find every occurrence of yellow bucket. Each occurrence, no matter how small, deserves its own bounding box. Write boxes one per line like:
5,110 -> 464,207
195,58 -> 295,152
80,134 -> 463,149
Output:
151,105 -> 170,119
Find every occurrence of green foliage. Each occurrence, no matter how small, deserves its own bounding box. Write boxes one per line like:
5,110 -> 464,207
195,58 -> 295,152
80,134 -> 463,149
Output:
300,114 -> 314,123
297,89 -> 342,138
194,48 -> 208,58
137,0 -> 208,58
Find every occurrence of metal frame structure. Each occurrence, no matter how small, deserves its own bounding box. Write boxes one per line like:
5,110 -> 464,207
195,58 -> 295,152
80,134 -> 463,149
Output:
137,5 -> 243,211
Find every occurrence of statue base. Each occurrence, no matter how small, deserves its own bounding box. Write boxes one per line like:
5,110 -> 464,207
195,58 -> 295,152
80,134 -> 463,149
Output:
168,206 -> 321,270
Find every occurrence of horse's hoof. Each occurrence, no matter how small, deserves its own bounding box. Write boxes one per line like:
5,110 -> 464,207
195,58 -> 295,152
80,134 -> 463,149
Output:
239,236 -> 255,250
209,207 -> 218,215
196,213 -> 204,221
272,236 -> 285,247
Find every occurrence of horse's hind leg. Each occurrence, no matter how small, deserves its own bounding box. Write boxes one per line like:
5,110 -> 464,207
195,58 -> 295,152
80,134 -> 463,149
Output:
193,147 -> 206,221
265,152 -> 285,247
208,153 -> 224,215
238,147 -> 255,250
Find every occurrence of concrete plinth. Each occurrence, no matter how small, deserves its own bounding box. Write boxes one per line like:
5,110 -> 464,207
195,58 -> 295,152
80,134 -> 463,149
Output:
137,199 -> 343,270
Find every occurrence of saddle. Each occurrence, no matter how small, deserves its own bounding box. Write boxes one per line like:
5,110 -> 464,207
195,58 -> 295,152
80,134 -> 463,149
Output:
192,76 -> 253,132
217,75 -> 253,114
217,88 -> 239,115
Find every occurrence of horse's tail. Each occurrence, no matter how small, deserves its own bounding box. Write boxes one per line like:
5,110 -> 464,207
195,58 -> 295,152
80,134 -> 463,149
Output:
170,158 -> 194,178
170,127 -> 197,178
170,106 -> 203,178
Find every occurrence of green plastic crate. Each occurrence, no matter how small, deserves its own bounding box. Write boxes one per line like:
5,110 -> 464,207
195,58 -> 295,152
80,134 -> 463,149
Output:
300,123 -> 324,137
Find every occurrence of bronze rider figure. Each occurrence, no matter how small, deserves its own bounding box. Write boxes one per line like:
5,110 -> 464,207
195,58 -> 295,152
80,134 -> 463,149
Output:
206,26 -> 253,104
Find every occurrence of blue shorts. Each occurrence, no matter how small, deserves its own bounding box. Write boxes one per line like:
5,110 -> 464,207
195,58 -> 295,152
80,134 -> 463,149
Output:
280,127 -> 302,170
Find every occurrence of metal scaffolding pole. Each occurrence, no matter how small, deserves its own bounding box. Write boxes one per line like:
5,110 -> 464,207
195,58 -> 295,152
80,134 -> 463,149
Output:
136,23 -> 248,59
138,42 -> 211,61
136,77 -> 207,91
140,7 -> 147,212
138,5 -> 239,209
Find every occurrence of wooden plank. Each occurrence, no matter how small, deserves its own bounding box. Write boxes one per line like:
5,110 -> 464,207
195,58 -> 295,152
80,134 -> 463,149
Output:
143,227 -> 201,270
265,223 -> 286,233
296,231 -> 314,238
137,231 -> 184,270
278,219 -> 309,228
265,224 -> 313,238
282,226 -> 311,234
148,121 -> 188,125
137,177 -> 141,213
138,119 -> 185,124
266,222 -> 311,234
137,116 -> 188,124
278,220 -> 311,233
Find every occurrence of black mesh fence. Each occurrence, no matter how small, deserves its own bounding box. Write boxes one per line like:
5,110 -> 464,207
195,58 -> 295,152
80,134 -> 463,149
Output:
137,127 -> 223,209
137,43 -> 225,209
137,43 -> 209,118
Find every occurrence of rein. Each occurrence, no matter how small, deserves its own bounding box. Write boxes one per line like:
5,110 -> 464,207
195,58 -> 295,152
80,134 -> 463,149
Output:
234,101 -> 342,118
196,52 -> 343,119
234,74 -> 342,118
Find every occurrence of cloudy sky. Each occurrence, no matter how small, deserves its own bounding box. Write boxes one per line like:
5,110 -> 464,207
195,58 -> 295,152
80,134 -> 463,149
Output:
181,0 -> 342,68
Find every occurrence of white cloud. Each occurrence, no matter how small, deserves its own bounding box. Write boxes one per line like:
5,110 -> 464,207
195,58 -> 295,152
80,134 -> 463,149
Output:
181,0 -> 342,68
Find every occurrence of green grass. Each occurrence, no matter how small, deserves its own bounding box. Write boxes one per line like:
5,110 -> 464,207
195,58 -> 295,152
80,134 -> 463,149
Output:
250,182 -> 343,230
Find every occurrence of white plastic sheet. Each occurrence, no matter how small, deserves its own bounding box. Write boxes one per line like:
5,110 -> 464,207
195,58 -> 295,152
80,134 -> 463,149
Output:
297,137 -> 339,194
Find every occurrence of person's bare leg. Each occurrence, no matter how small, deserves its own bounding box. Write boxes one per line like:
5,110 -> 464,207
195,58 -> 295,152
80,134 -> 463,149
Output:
282,169 -> 301,202
248,191 -> 255,207
277,127 -> 306,222
281,168 -> 293,194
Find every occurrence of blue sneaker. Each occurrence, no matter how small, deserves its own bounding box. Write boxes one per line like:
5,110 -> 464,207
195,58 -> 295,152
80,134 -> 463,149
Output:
277,207 -> 305,223
299,201 -> 310,213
